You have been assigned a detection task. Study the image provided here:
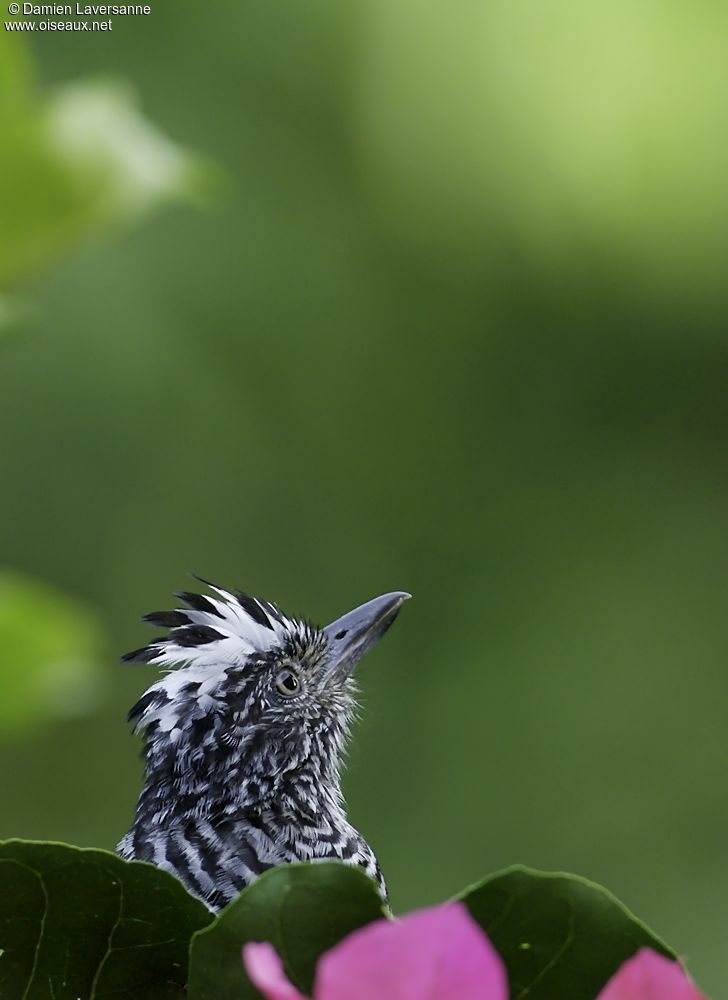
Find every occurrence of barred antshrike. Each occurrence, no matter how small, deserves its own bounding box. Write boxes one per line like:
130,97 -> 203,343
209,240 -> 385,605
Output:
117,581 -> 409,911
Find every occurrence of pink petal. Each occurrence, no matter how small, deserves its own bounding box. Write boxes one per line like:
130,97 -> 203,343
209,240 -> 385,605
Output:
597,948 -> 708,1000
243,942 -> 309,1000
315,901 -> 508,1000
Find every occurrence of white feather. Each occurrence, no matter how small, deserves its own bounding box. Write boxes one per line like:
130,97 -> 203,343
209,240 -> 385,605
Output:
147,587 -> 293,672
133,587 -> 296,731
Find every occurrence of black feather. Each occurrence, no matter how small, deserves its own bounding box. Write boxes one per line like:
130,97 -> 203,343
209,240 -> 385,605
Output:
257,599 -> 285,625
172,624 -> 225,647
121,643 -> 165,664
234,591 -> 273,630
175,592 -> 224,618
128,689 -> 167,723
143,610 -> 192,628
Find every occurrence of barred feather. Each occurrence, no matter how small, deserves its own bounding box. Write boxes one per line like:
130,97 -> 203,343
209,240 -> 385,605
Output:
118,581 -> 395,910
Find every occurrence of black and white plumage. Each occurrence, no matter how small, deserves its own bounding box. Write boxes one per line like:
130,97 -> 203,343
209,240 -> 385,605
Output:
117,580 -> 410,911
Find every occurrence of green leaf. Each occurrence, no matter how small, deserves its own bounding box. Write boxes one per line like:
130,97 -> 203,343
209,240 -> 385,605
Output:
0,840 -> 213,999
0,571 -> 106,736
0,37 -> 217,296
460,865 -> 676,1000
0,847 -> 682,999
188,862 -> 388,1000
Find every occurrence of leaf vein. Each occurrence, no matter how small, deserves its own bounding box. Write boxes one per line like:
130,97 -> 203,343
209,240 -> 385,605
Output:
13,860 -> 48,1000
88,871 -> 124,1000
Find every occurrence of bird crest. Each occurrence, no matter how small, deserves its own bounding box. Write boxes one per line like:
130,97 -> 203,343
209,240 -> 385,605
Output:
121,579 -> 299,671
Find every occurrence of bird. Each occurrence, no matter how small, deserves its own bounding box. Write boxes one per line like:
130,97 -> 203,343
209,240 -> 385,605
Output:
117,580 -> 410,912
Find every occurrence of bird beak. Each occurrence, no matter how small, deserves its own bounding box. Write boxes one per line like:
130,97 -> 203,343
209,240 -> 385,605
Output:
322,591 -> 411,678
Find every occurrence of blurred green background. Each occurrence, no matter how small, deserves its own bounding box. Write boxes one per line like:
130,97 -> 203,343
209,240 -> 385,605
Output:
2,1 -> 728,993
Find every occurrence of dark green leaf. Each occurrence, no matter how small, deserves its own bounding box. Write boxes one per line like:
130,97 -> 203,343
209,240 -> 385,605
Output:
188,862 -> 387,1000
460,865 -> 676,1000
0,840 -> 213,999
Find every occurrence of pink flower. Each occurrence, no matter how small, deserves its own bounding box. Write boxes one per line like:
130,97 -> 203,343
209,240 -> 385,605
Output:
242,902 -> 508,1000
596,948 -> 707,1000
243,903 -> 707,1000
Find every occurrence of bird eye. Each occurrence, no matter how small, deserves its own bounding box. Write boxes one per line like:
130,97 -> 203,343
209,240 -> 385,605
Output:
275,669 -> 300,697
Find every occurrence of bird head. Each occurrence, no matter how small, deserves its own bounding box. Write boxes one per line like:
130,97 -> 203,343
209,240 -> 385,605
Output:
123,583 -> 410,804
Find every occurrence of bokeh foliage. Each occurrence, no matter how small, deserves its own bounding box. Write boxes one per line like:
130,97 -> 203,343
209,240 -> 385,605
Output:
0,31 -> 210,303
0,572 -> 105,734
0,33 -> 208,727
1,3 -> 727,994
